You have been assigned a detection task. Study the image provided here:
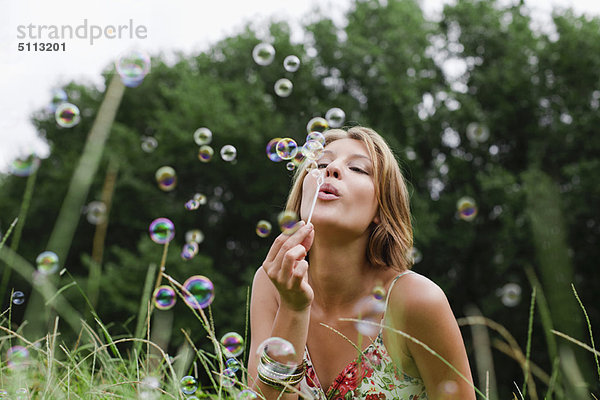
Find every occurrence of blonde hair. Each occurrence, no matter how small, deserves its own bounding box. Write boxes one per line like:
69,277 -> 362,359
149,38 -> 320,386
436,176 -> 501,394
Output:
285,126 -> 413,271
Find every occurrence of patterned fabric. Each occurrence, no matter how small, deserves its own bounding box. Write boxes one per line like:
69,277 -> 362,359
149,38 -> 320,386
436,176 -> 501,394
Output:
299,272 -> 428,400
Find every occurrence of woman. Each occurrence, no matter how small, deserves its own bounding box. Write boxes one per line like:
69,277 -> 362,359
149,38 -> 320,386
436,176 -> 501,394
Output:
248,127 -> 475,400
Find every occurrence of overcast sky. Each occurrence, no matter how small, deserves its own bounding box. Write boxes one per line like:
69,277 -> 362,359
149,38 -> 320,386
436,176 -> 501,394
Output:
1,0 -> 599,172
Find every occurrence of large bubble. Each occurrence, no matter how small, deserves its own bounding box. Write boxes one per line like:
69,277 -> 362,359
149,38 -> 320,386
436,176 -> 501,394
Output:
221,332 -> 245,357
256,337 -> 297,376
116,50 -> 151,87
306,117 -> 328,133
183,275 -> 214,309
36,251 -> 59,275
325,107 -> 346,128
6,346 -> 29,369
276,138 -> 298,160
55,103 -> 81,128
252,43 -> 275,66
266,138 -> 283,162
193,127 -> 213,145
153,285 -> 176,310
353,296 -> 386,336
302,140 -> 324,161
149,218 -> 175,244
180,376 -> 198,395
155,166 -> 177,192
274,78 -> 293,97
306,131 -> 326,146
283,55 -> 300,72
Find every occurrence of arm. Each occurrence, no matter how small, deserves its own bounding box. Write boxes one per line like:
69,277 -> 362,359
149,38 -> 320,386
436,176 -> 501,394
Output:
390,274 -> 476,400
248,222 -> 314,399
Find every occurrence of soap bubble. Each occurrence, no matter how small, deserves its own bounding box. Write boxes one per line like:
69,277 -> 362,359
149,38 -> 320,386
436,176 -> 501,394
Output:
372,285 -> 386,301
49,88 -> 68,112
180,376 -> 198,395
153,286 -> 176,310
183,275 -> 214,309
306,117 -> 328,133
498,283 -> 521,307
193,193 -> 207,205
185,199 -> 200,211
286,162 -> 295,171
276,138 -> 298,160
257,337 -> 297,376
274,78 -> 293,97
221,332 -> 244,357
141,136 -> 158,153
221,145 -> 237,162
116,50 -> 151,87
457,197 -> 478,221
266,138 -> 283,162
6,346 -> 29,368
11,291 -> 25,305
198,145 -> 214,162
86,201 -> 107,224
252,43 -> 275,66
10,153 -> 40,177
226,358 -> 241,373
221,368 -> 237,388
149,218 -> 175,244
354,295 -> 386,336
283,55 -> 300,72
256,220 -> 272,238
466,122 -> 490,143
278,211 -> 300,235
180,242 -> 199,260
14,388 -> 29,400
306,131 -> 326,146
186,229 -> 205,244
325,107 -> 346,128
36,251 -> 59,275
410,247 -> 422,264
155,166 -> 177,192
55,103 -> 81,128
237,389 -> 258,400
193,127 -> 213,145
139,376 -> 160,400
302,140 -> 324,161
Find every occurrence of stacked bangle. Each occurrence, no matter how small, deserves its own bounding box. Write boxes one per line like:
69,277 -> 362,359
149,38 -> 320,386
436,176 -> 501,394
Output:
257,350 -> 306,392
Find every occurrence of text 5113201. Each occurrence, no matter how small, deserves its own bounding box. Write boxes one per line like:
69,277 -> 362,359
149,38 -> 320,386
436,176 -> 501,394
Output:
18,42 -> 66,52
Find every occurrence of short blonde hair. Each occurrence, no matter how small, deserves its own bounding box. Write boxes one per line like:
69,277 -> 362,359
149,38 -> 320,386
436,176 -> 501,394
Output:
285,126 -> 413,271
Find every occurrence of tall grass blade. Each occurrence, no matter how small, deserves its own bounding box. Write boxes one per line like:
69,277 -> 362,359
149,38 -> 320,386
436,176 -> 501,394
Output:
522,287 -> 537,399
571,283 -> 600,381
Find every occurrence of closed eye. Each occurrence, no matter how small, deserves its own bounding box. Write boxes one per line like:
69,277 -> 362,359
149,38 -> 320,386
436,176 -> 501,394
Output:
350,167 -> 368,174
317,163 -> 328,169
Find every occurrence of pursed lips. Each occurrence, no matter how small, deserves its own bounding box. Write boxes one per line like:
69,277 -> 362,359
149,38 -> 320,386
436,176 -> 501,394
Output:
318,183 -> 340,200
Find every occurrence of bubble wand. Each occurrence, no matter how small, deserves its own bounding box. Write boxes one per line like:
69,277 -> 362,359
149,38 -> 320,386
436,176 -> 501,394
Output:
306,169 -> 324,225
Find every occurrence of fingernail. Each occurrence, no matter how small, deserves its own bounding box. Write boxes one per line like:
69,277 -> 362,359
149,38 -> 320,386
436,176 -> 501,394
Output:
307,223 -> 313,231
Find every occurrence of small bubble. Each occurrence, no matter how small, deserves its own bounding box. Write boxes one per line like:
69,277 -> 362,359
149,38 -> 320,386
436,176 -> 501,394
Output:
283,55 -> 300,72
256,220 -> 272,238
221,368 -> 237,388
306,131 -> 326,146
266,138 -> 283,162
49,88 -> 68,112
36,251 -> 59,275
276,138 -> 298,160
372,285 -> 386,301
354,296 -> 386,336
237,389 -> 258,400
180,375 -> 198,395
220,145 -> 237,162
14,388 -> 29,400
149,218 -> 175,244
325,107 -> 346,128
286,162 -> 295,171
180,242 -> 199,260
141,136 -> 158,153
11,291 -> 25,305
6,345 -> 29,368
193,193 -> 207,205
226,358 -> 241,372
116,50 -> 151,87
274,78 -> 293,97
221,332 -> 245,357
198,145 -> 215,162
185,229 -> 204,244
466,122 -> 489,143
499,283 -> 521,307
193,127 -> 213,145
10,153 -> 40,177
252,43 -> 275,66
55,103 -> 81,128
153,286 -> 176,310
155,166 -> 177,192
456,197 -> 478,221
277,211 -> 300,235
183,275 -> 214,309
306,117 -> 329,133
410,247 -> 422,264
185,199 -> 200,210
86,201 -> 107,224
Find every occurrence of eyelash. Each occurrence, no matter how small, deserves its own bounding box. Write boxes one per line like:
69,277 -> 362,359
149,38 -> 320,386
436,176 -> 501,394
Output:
317,163 -> 367,174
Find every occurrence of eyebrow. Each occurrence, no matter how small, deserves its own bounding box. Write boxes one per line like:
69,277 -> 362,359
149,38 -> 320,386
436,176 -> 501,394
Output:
321,150 -> 371,161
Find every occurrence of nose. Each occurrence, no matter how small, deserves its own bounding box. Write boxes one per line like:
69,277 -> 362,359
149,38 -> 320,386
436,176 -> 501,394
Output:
325,162 -> 341,179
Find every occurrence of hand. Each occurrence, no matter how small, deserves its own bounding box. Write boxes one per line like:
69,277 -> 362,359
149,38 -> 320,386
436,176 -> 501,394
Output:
262,221 -> 315,311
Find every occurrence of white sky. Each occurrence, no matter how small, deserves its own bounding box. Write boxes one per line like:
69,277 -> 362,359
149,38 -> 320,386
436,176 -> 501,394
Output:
1,0 -> 599,172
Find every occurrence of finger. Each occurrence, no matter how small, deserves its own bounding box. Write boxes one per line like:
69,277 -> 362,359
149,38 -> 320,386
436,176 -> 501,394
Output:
278,244 -> 307,283
299,225 -> 315,252
290,260 -> 309,290
271,222 -> 313,267
264,220 -> 306,263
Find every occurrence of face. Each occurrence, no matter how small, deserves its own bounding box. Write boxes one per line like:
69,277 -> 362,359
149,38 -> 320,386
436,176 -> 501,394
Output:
300,138 -> 379,234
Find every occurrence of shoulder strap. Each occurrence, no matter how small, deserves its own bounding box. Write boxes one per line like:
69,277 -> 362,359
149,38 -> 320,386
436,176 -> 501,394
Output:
379,270 -> 414,333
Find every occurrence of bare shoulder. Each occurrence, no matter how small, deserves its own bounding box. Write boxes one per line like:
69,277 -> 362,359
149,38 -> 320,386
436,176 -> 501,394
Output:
387,272 -> 452,323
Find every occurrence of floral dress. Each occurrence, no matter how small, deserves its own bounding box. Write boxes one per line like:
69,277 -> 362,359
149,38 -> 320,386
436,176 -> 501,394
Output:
299,272 -> 428,400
